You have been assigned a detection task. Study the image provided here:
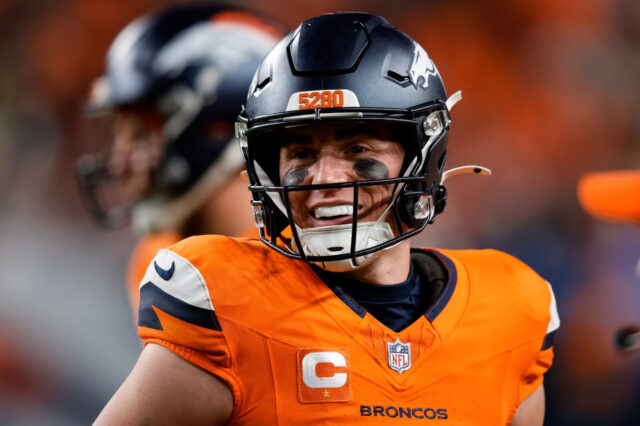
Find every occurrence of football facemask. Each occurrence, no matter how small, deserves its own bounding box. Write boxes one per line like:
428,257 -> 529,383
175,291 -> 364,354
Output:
239,116 -> 451,270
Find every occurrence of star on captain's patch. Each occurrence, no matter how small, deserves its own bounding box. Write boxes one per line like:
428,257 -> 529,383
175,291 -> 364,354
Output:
322,390 -> 330,398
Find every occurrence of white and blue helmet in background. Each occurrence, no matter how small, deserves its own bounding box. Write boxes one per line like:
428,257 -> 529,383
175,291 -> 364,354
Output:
76,4 -> 282,232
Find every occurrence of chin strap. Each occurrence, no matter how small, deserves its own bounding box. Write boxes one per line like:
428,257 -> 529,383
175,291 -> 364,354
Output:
442,165 -> 492,183
440,93 -> 493,183
446,90 -> 462,111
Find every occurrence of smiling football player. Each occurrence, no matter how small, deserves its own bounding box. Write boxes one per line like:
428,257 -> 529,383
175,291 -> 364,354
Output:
95,12 -> 559,426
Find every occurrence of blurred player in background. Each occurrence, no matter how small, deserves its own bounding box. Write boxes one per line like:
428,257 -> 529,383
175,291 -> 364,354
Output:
578,169 -> 640,352
75,4 -> 282,317
95,12 -> 558,425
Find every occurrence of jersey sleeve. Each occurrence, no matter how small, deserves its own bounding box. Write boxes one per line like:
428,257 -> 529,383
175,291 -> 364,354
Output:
126,232 -> 182,321
136,247 -> 242,407
518,281 -> 560,402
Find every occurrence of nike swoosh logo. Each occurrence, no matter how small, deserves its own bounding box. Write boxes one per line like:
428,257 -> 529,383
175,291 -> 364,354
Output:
154,261 -> 175,281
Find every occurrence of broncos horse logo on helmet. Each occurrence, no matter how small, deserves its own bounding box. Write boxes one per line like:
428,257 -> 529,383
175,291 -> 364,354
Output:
407,42 -> 440,90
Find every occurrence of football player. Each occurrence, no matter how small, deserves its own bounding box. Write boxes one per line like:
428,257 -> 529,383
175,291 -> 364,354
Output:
75,4 -> 282,316
95,13 -> 559,425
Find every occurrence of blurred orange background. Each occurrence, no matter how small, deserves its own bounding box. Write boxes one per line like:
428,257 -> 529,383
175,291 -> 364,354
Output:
0,0 -> 638,424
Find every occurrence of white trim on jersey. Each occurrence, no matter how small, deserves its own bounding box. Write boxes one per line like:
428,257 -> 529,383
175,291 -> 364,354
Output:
141,248 -> 215,312
546,281 -> 560,333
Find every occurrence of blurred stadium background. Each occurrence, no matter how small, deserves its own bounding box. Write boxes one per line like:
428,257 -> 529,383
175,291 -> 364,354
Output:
0,0 -> 639,424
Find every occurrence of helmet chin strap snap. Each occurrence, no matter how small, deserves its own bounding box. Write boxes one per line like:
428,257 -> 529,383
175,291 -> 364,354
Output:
441,165 -> 492,183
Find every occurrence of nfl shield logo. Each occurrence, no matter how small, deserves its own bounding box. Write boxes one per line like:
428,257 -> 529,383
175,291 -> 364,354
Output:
387,338 -> 411,374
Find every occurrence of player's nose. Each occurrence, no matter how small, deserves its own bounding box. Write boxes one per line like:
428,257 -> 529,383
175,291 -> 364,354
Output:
310,152 -> 352,185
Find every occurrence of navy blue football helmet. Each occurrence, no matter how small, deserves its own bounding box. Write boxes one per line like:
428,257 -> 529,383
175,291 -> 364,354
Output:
76,4 -> 282,231
237,12 -> 488,271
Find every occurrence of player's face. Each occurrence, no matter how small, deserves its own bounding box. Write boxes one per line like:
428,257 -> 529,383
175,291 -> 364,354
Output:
278,123 -> 405,229
108,107 -> 165,199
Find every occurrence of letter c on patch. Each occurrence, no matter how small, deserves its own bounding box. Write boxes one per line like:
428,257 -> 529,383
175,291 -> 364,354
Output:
301,352 -> 347,388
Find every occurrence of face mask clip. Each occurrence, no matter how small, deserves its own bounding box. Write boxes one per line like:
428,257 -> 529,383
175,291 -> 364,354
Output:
413,194 -> 435,221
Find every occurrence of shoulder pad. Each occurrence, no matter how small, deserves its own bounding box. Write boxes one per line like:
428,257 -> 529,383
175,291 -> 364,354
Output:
139,248 -> 220,331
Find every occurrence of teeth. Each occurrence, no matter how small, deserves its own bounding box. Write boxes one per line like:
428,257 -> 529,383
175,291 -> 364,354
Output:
314,204 -> 353,219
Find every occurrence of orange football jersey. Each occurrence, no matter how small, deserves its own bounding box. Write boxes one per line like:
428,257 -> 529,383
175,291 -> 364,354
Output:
138,235 -> 558,425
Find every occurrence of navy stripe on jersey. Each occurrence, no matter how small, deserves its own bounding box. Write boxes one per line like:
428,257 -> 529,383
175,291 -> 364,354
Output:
424,251 -> 457,322
311,265 -> 367,318
329,283 -> 367,318
541,330 -> 556,350
138,282 -> 221,331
